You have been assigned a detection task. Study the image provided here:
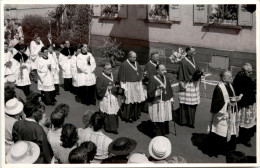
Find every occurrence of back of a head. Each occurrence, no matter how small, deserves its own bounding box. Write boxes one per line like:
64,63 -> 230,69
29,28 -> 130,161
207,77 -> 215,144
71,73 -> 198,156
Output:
50,109 -> 66,128
226,151 -> 247,163
55,104 -> 69,118
90,112 -> 104,131
69,146 -> 89,164
24,100 -> 40,118
80,141 -> 97,162
4,82 -> 15,103
60,123 -> 79,148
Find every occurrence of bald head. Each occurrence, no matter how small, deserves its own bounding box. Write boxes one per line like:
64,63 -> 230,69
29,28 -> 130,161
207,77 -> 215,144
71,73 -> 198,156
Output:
220,70 -> 232,83
128,51 -> 137,63
242,63 -> 253,77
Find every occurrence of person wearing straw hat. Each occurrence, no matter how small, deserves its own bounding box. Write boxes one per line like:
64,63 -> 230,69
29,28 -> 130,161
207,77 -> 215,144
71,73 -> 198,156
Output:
5,98 -> 24,155
101,137 -> 137,164
147,64 -> 174,136
12,99 -> 53,163
148,136 -> 172,163
127,153 -> 153,164
11,44 -> 32,97
207,70 -> 240,155
6,141 -> 40,164
96,62 -> 121,134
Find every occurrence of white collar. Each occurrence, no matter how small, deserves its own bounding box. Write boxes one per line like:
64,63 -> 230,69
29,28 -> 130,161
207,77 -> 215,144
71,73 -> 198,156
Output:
127,59 -> 137,71
102,72 -> 113,82
184,57 -> 196,69
150,60 -> 157,67
25,118 -> 37,123
154,75 -> 166,88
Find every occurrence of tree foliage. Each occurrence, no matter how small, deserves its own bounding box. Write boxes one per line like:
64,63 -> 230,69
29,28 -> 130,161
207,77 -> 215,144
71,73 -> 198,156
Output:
48,5 -> 92,46
21,15 -> 50,45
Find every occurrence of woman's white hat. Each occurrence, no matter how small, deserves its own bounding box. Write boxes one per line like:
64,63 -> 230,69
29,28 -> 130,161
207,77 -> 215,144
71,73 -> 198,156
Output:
5,98 -> 23,115
6,141 -> 40,164
149,136 -> 171,160
127,153 -> 153,164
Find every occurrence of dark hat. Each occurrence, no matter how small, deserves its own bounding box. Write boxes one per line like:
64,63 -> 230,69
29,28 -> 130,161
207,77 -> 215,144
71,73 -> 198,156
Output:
108,137 -> 137,156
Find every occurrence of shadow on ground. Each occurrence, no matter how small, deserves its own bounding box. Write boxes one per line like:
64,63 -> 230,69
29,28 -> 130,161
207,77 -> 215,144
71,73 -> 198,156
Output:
137,120 -> 155,138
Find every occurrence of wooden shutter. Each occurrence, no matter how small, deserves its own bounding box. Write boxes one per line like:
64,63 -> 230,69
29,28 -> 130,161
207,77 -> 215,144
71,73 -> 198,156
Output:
93,5 -> 101,16
194,4 -> 208,23
118,4 -> 127,18
137,5 -> 147,19
169,4 -> 182,21
238,5 -> 253,26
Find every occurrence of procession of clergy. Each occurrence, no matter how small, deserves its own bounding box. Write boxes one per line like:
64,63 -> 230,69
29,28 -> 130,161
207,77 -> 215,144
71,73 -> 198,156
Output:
4,33 -> 256,156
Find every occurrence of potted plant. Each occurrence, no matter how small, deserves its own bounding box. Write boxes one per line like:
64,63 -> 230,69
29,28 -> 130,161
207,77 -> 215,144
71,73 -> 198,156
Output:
100,37 -> 125,68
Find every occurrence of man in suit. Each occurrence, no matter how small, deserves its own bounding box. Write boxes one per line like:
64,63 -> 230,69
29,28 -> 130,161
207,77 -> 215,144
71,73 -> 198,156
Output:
42,33 -> 54,47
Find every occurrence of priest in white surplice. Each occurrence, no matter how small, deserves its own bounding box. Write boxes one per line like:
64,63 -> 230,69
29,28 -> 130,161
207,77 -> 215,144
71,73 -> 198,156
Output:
48,45 -> 60,95
4,42 -> 14,80
76,44 -> 96,105
117,51 -> 146,123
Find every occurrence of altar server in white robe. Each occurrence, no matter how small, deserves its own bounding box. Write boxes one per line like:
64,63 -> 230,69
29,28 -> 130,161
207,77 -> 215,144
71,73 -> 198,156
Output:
59,40 -> 75,92
37,46 -> 56,105
4,42 -> 15,80
76,44 -> 96,105
71,45 -> 82,96
11,44 -> 31,96
48,45 -> 60,95
30,34 -> 44,83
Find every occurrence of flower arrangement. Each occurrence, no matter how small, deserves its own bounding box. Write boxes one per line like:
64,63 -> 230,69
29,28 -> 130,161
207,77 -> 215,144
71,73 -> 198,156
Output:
101,5 -> 118,18
169,47 -> 187,63
208,5 -> 238,25
148,5 -> 169,20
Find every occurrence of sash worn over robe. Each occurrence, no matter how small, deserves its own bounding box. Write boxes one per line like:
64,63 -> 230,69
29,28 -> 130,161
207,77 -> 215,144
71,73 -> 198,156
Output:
30,40 -> 44,69
37,56 -> 55,91
177,57 -> 200,105
97,73 -> 120,115
12,52 -> 31,86
148,75 -> 174,122
117,59 -> 146,104
208,82 -> 239,141
76,52 -> 96,86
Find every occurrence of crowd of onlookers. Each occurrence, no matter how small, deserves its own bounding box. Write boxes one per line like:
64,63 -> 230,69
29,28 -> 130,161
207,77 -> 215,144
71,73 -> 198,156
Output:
5,90 -> 188,164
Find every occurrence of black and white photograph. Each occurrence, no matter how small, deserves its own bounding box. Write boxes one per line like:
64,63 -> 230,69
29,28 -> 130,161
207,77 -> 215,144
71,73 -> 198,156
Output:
1,1 -> 258,166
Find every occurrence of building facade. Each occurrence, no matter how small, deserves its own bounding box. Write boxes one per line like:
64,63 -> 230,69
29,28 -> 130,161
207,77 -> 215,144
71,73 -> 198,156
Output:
90,4 -> 256,75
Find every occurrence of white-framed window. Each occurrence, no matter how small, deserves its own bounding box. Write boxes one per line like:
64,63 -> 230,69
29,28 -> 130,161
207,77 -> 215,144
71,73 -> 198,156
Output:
93,4 -> 127,19
194,4 -> 254,27
137,4 -> 182,23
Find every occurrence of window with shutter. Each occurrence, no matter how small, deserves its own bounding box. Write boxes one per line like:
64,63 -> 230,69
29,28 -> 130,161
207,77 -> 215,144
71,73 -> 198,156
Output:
118,5 -> 127,18
194,5 -> 208,23
100,5 -> 119,18
169,4 -> 181,21
238,5 -> 253,26
137,5 -> 147,19
93,5 -> 101,17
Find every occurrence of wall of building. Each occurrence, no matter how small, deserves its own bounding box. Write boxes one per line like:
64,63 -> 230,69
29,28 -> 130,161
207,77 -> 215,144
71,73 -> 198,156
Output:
91,5 -> 256,54
91,5 -> 256,75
